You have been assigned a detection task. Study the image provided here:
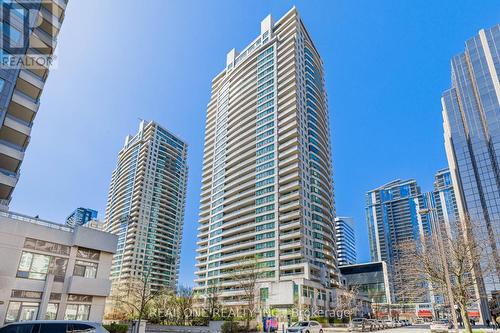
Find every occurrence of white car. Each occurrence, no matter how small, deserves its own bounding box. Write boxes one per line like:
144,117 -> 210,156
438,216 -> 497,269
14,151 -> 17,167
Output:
286,321 -> 323,333
348,318 -> 371,332
0,320 -> 109,333
430,320 -> 450,333
383,319 -> 396,328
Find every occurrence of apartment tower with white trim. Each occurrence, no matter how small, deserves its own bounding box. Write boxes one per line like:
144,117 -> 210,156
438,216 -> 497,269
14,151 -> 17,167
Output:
195,8 -> 337,311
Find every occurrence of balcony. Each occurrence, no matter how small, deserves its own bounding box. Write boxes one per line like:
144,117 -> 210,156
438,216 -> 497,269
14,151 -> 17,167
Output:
0,139 -> 24,162
11,90 -> 40,113
38,7 -> 62,37
0,167 -> 19,188
3,113 -> 32,138
17,70 -> 44,100
42,0 -> 67,20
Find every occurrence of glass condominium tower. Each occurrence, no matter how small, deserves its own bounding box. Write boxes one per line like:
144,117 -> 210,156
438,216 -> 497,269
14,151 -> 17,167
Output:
334,217 -> 356,266
66,207 -> 98,227
366,179 -> 433,304
195,7 -> 337,310
0,0 -> 67,210
442,24 -> 500,322
105,120 -> 188,290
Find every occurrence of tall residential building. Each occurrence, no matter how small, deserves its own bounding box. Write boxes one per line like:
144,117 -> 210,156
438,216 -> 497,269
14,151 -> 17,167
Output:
441,24 -> 500,322
66,208 -> 98,227
0,0 -> 68,210
335,217 -> 356,266
366,179 -> 433,304
432,168 -> 460,241
195,8 -> 337,310
104,120 -> 188,290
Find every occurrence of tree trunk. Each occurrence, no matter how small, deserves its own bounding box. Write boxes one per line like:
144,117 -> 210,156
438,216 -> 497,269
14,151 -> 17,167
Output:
460,306 -> 472,333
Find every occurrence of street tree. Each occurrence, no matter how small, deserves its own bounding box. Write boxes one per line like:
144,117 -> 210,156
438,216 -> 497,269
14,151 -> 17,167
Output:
228,255 -> 262,330
399,217 -> 492,333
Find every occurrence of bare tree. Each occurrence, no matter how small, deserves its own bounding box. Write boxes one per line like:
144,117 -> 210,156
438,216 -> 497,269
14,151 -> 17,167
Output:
337,284 -> 361,322
110,270 -> 166,331
392,238 -> 431,321
202,281 -> 222,321
173,285 -> 194,325
399,217 -> 492,333
228,255 -> 262,330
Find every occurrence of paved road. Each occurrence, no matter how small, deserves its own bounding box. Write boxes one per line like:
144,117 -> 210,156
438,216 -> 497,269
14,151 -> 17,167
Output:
326,325 -> 498,333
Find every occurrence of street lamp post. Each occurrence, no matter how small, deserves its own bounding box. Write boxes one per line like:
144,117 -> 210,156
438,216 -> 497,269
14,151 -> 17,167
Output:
419,207 -> 459,333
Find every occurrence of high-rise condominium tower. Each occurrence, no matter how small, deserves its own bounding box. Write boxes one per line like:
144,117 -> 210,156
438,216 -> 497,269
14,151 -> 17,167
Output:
432,169 -> 460,240
366,179 -> 433,304
335,217 -> 356,266
195,7 -> 337,310
66,207 -> 98,227
0,0 -> 67,210
442,24 -> 500,322
105,120 -> 188,290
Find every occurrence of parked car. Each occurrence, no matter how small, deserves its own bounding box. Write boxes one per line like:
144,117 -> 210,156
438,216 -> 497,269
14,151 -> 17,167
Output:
348,318 -> 371,332
376,320 -> 386,329
383,320 -> 396,328
430,320 -> 450,333
286,321 -> 323,333
367,319 -> 380,330
0,321 -> 109,333
402,320 -> 411,326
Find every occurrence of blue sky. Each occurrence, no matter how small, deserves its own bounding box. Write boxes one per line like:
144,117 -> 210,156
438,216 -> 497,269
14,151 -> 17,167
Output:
10,0 -> 500,285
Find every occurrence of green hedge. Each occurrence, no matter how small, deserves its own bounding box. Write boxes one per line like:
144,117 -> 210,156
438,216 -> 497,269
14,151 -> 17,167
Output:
103,323 -> 128,333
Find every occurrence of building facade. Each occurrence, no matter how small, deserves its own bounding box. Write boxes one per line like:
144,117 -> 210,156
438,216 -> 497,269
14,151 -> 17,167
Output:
441,25 -> 500,319
340,261 -> 391,305
194,7 -> 337,312
0,0 -> 67,210
366,179 -> 433,304
432,169 -> 460,241
104,120 -> 188,291
335,217 -> 356,266
65,208 -> 98,227
0,210 -> 117,324
441,24 -> 500,323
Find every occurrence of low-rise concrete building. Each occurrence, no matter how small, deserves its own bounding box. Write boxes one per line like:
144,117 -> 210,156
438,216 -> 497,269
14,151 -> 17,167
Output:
0,211 -> 117,324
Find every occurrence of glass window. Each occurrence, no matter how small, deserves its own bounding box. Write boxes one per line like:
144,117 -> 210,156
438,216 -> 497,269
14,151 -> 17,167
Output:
5,302 -> 39,323
29,254 -> 50,279
17,251 -> 67,281
76,247 -> 100,261
73,260 -> 97,279
67,294 -> 92,302
1,23 -> 22,44
24,238 -> 70,256
0,325 -> 17,333
64,304 -> 90,321
49,257 -> 68,282
10,290 -> 42,299
64,304 -> 77,320
0,324 -> 38,333
260,287 -> 269,301
0,78 -> 4,92
5,302 -> 21,323
50,293 -> 62,301
71,323 -> 95,333
45,303 -> 58,320
39,323 -> 67,333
